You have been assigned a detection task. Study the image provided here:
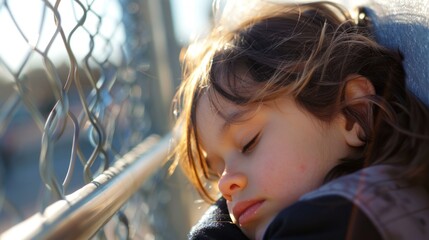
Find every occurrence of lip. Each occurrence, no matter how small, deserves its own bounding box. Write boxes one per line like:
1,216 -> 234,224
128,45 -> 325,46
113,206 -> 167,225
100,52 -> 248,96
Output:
232,199 -> 265,226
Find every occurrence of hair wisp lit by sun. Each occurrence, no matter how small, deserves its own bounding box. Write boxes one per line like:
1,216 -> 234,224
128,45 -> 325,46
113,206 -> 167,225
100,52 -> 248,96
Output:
171,0 -> 429,203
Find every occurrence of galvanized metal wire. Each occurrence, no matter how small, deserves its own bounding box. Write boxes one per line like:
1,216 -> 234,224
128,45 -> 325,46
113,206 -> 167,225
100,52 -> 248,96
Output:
0,0 -> 178,238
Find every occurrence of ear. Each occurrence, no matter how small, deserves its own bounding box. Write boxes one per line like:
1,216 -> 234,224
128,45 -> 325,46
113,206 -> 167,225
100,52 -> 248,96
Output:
340,75 -> 375,147
341,116 -> 365,147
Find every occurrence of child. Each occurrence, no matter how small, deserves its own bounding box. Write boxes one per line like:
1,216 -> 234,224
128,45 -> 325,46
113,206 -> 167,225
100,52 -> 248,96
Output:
171,1 -> 429,239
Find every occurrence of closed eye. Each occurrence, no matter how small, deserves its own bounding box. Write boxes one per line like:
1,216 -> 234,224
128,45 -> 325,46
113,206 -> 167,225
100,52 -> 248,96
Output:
242,132 -> 260,154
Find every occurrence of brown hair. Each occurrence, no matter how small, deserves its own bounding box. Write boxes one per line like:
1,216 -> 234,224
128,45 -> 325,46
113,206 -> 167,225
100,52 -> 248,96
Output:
171,2 -> 429,202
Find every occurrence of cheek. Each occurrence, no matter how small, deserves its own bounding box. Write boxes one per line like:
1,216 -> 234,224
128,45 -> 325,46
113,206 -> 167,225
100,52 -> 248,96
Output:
252,143 -> 316,198
298,163 -> 308,173
252,150 -> 299,191
255,138 -> 303,175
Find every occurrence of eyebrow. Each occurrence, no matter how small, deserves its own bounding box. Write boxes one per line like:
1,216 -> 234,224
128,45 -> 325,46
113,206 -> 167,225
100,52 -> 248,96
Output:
220,108 -> 255,133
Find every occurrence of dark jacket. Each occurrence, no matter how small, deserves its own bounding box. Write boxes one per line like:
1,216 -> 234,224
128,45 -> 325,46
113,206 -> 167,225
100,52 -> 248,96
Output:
189,196 -> 381,240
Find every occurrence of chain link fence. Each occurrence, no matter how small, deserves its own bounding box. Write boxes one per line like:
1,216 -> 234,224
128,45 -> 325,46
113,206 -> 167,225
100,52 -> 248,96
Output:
0,0 -> 190,239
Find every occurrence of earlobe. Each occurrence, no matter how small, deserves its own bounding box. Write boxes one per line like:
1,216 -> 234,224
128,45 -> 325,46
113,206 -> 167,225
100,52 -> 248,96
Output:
340,74 -> 375,147
342,118 -> 365,147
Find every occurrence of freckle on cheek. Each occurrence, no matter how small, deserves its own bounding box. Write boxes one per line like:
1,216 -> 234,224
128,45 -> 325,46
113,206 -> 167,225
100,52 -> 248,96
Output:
298,164 -> 307,173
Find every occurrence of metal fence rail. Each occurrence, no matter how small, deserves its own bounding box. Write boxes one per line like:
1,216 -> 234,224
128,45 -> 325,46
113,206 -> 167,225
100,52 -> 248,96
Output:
0,0 -> 184,239
0,134 -> 169,240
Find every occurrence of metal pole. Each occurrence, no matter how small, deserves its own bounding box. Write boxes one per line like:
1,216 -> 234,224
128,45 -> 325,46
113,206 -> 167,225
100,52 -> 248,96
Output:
0,134 -> 170,240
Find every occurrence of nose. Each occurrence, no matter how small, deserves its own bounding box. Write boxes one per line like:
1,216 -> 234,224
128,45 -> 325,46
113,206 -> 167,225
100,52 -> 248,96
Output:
218,171 -> 247,201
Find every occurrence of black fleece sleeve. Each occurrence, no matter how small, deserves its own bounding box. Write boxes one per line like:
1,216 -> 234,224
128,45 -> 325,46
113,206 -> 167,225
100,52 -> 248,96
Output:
263,195 -> 382,240
188,197 -> 249,240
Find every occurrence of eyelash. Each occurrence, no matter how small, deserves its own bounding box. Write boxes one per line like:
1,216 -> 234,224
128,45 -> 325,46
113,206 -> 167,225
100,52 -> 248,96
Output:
242,132 -> 260,154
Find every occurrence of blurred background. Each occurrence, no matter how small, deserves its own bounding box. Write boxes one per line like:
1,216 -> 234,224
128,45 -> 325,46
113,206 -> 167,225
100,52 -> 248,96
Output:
0,0 -> 213,239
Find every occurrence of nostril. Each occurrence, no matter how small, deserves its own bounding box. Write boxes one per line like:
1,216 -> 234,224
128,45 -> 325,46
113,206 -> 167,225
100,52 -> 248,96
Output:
230,183 -> 240,191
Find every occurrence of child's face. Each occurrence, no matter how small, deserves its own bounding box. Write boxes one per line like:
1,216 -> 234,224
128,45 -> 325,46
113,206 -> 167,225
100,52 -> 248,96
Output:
196,92 -> 354,240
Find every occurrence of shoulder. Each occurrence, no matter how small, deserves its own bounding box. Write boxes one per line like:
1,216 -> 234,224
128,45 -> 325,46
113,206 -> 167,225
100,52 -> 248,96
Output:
288,164 -> 429,240
263,195 -> 382,240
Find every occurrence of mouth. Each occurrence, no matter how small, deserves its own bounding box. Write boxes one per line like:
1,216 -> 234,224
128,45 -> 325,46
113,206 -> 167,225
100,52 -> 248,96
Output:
232,199 -> 265,226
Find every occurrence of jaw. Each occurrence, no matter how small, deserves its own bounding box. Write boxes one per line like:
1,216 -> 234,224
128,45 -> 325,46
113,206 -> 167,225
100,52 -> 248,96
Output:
239,215 -> 275,240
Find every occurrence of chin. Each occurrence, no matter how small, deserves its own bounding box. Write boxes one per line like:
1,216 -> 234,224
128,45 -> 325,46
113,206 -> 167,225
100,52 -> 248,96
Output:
254,226 -> 268,240
241,227 -> 256,240
241,218 -> 273,240
239,220 -> 259,240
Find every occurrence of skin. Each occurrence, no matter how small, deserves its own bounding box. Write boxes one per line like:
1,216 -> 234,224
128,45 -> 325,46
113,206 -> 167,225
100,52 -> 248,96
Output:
196,92 -> 357,240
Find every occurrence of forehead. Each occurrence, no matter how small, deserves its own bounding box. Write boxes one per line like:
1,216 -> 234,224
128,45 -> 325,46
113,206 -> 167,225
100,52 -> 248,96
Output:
196,91 -> 255,128
195,92 -> 232,134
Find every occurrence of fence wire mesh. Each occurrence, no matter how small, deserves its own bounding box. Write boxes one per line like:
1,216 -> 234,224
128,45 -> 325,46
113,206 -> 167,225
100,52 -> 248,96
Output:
0,0 -> 178,238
